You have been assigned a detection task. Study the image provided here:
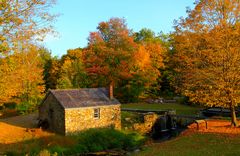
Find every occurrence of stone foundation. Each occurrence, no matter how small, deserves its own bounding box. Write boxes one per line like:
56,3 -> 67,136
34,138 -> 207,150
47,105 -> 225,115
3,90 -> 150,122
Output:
133,113 -> 158,134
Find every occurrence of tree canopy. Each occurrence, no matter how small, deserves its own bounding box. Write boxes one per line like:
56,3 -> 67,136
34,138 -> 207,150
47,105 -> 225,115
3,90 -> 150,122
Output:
0,0 -> 56,106
173,0 -> 240,126
82,18 -> 165,101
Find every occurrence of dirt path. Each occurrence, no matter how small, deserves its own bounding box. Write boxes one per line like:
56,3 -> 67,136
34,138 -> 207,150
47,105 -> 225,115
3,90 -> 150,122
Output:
0,114 -> 53,144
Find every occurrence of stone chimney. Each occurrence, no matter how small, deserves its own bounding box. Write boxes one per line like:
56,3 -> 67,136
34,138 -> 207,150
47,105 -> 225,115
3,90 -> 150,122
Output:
109,83 -> 114,100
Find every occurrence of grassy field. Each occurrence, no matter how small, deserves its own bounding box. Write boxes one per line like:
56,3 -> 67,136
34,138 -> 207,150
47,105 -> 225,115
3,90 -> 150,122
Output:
1,103 -> 238,155
0,113 -> 144,155
134,132 -> 240,156
123,103 -> 240,156
121,103 -> 203,115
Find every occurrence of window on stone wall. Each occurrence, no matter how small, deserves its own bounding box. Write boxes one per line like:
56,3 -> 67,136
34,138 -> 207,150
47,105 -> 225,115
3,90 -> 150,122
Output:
94,108 -> 100,119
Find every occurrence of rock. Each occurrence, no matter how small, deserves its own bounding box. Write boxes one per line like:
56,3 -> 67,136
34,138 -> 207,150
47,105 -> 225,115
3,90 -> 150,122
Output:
125,117 -> 131,121
146,98 -> 164,104
163,99 -> 177,103
134,149 -> 140,153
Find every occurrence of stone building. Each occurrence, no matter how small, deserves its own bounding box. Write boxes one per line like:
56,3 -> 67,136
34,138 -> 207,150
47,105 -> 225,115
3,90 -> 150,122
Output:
38,87 -> 121,135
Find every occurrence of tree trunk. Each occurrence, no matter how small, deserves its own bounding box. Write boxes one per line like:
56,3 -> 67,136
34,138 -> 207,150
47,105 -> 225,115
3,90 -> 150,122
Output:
230,106 -> 238,127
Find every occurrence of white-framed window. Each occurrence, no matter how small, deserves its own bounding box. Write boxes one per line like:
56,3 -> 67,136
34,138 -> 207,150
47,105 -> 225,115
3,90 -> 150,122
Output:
94,108 -> 100,119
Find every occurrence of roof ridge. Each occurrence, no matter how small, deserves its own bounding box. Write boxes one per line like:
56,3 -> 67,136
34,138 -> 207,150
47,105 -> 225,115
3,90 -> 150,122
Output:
46,88 -> 120,109
50,88 -> 106,92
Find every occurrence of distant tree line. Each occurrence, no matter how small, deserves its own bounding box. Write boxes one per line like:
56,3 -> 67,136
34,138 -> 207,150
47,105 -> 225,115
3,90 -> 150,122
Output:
0,0 -> 239,126
43,19 -> 169,102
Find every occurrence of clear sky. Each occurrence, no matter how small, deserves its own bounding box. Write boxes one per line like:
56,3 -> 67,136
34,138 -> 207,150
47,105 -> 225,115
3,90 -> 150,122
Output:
43,0 -> 195,57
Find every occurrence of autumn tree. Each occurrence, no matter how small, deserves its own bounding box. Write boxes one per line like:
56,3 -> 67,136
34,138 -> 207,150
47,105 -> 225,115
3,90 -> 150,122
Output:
0,0 -> 56,106
0,45 -> 45,105
0,0 -> 56,55
0,56 -> 22,103
83,18 -> 164,101
16,46 -> 45,102
173,0 -> 240,126
83,18 -> 138,88
134,28 -> 165,96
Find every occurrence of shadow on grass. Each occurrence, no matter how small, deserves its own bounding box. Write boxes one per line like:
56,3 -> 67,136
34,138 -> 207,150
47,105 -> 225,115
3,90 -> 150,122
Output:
0,113 -> 38,129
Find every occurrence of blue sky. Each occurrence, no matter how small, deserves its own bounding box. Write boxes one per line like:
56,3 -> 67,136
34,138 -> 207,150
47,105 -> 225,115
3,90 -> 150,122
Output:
44,0 -> 195,57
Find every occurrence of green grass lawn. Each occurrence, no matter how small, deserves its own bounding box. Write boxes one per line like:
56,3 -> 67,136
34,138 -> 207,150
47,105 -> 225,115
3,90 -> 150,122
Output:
121,103 -> 203,115
133,133 -> 240,156
122,103 -> 240,156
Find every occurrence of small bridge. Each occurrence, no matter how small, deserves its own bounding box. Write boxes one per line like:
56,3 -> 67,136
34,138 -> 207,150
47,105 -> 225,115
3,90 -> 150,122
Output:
121,108 -> 207,131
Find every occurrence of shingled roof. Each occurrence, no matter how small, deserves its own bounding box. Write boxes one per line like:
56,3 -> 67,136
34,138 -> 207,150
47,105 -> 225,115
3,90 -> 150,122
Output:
47,88 -> 120,109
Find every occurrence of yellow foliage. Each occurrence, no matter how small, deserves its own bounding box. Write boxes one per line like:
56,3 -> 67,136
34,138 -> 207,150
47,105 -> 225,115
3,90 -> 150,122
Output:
0,45 -> 45,104
173,0 -> 240,126
134,46 -> 151,70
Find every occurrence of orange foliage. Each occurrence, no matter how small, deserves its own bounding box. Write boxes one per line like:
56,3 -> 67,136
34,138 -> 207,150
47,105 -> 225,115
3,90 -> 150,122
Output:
0,45 -> 45,104
173,0 -> 240,126
83,18 -> 138,86
84,18 -> 165,90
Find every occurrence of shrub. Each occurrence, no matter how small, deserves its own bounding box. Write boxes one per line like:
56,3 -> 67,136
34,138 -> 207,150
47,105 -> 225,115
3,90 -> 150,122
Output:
38,149 -> 51,156
76,128 -> 143,150
121,111 -> 144,129
48,146 -> 66,155
16,102 -> 31,115
62,128 -> 145,155
6,128 -> 145,155
63,144 -> 88,155
3,102 -> 17,109
16,100 -> 39,115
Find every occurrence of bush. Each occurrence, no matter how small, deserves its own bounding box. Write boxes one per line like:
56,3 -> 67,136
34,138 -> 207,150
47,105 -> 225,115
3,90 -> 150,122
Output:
16,100 -> 39,115
16,102 -> 32,115
56,128 -> 144,155
48,146 -> 66,155
121,112 -> 144,129
16,95 -> 43,115
3,102 -> 17,109
75,128 -> 143,152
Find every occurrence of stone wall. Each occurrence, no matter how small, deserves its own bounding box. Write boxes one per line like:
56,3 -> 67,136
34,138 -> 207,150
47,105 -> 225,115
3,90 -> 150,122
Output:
39,93 -> 65,134
133,113 -> 158,134
65,105 -> 121,134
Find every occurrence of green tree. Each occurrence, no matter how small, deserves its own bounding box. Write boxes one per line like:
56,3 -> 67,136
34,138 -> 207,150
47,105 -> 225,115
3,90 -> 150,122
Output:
43,57 -> 61,90
38,47 -> 60,91
57,48 -> 90,89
